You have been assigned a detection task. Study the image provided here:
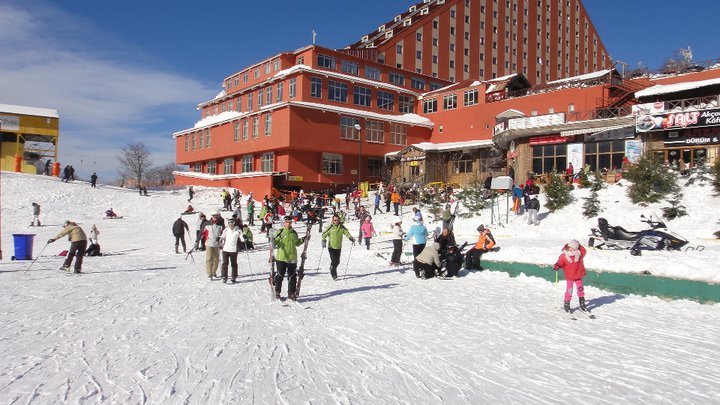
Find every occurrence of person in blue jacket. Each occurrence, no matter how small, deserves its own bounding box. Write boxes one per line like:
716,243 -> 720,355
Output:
404,218 -> 428,278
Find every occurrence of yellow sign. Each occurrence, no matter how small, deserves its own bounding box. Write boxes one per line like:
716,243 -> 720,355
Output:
288,176 -> 303,182
410,161 -> 419,166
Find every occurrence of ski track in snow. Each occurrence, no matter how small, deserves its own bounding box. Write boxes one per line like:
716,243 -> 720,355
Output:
0,172 -> 719,403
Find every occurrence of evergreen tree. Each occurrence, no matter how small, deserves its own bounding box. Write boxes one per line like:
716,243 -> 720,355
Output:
624,153 -> 676,204
455,178 -> 488,218
684,157 -> 712,186
712,158 -> 720,195
582,172 -> 605,218
544,172 -> 573,212
661,170 -> 687,220
576,169 -> 591,188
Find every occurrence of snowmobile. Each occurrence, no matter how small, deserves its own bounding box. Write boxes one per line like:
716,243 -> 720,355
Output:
588,215 -> 691,255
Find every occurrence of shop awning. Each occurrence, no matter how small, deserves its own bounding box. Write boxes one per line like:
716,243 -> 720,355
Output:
560,124 -> 632,137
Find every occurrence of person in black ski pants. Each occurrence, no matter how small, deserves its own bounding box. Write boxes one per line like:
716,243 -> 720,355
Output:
273,217 -> 306,300
172,217 -> 189,253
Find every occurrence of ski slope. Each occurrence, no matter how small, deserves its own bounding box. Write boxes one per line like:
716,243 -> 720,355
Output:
0,172 -> 718,403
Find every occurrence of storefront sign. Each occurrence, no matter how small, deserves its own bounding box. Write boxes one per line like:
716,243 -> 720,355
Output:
529,134 -> 566,145
636,108 -> 720,132
508,113 -> 565,130
486,91 -> 507,103
288,176 -> 303,182
632,102 -> 665,116
625,140 -> 643,164
494,122 -> 506,134
0,115 -> 20,131
566,143 -> 583,174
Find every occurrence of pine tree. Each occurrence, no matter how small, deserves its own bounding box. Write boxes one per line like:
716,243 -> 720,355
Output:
582,172 -> 605,218
712,158 -> 720,195
455,178 -> 488,218
662,171 -> 687,220
544,172 -> 573,212
624,153 -> 676,204
685,157 -> 712,186
576,169 -> 591,188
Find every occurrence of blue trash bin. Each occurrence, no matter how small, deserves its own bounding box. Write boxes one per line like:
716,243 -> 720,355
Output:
12,234 -> 36,260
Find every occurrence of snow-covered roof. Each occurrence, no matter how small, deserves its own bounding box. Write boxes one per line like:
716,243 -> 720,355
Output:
413,139 -> 494,152
546,69 -> 612,86
0,103 -> 59,118
635,77 -> 720,98
173,170 -> 282,180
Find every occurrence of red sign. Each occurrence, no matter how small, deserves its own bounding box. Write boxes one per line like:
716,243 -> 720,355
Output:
529,135 -> 567,145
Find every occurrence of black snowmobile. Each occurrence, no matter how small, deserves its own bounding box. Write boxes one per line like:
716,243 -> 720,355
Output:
588,215 -> 692,255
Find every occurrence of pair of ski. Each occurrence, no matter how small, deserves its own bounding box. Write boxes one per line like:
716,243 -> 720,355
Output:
268,221 -> 314,306
565,307 -> 596,320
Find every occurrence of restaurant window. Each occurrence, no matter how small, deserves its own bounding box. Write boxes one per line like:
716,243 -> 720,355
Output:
366,121 -> 384,143
340,116 -> 360,140
390,124 -> 407,146
584,140 -> 625,172
452,155 -> 473,173
532,143 -> 567,174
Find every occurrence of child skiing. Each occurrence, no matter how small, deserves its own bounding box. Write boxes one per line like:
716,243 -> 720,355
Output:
360,215 -> 377,250
30,202 -> 41,226
390,219 -> 404,266
553,240 -> 588,313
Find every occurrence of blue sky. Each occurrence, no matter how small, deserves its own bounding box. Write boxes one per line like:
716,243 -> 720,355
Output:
1,0 -> 718,181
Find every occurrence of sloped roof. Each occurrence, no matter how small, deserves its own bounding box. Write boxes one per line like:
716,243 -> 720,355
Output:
635,77 -> 720,99
546,69 -> 614,86
0,103 -> 59,118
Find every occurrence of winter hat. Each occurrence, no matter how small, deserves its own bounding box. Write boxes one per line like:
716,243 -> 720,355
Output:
393,216 -> 402,225
227,219 -> 235,225
568,239 -> 580,250
213,210 -> 221,217
477,224 -> 485,232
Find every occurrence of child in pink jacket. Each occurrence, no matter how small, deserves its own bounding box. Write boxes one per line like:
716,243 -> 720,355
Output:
360,215 -> 377,250
553,239 -> 588,313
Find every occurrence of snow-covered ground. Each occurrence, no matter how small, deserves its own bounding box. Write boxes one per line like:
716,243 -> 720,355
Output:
0,171 -> 718,403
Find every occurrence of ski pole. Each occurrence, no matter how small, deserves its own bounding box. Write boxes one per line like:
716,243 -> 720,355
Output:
315,245 -> 324,275
24,242 -> 50,273
342,242 -> 354,280
244,242 -> 253,274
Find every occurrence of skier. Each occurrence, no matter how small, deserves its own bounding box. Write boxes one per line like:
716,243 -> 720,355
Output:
90,172 -> 98,188
404,218 -> 428,278
391,190 -> 401,216
390,218 -> 404,266
172,216 -> 189,253
105,208 -> 118,218
219,219 -> 243,283
195,213 -> 208,251
415,242 -> 442,279
238,224 -> 254,250
246,198 -> 255,226
86,224 -> 101,256
373,192 -> 382,215
273,216 -> 307,300
47,221 -> 87,273
321,214 -> 355,280
527,195 -> 540,225
30,202 -> 41,226
553,240 -> 589,313
435,227 -> 456,264
202,214 -> 223,279
188,186 -> 194,202
464,225 -> 495,271
360,215 -> 377,250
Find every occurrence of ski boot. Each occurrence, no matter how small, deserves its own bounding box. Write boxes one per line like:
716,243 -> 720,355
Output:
288,293 -> 297,301
563,301 -> 571,313
579,297 -> 588,312
59,266 -> 70,272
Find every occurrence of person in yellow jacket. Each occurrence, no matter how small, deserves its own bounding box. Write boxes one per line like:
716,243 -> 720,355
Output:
464,225 -> 496,271
48,221 -> 88,273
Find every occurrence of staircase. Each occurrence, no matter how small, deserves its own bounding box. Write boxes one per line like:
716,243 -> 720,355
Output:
597,77 -> 654,109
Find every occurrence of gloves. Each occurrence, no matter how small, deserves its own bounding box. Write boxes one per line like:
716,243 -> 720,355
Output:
47,239 -> 54,244
350,238 -> 356,246
552,265 -> 559,271
304,235 -> 310,242
321,240 -> 327,248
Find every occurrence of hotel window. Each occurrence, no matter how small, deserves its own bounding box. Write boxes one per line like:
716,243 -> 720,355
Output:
340,116 -> 360,140
228,100 -> 233,111
365,66 -> 380,80
205,129 -> 211,147
390,124 -> 407,146
322,153 -> 343,175
423,98 -> 437,113
389,73 -> 405,86
261,152 -> 274,172
443,94 -> 457,110
247,93 -> 253,111
399,95 -> 415,113
234,122 -> 240,142
273,59 -> 280,71
433,38 -> 439,46
377,91 -> 395,111
208,160 -> 217,175
366,120 -> 384,143
450,44 -> 455,52
411,77 -> 425,90
194,163 -> 201,173
532,144 -> 567,175
242,120 -> 248,140
585,140 -> 625,172
242,155 -> 253,172
311,77 -> 322,98
353,86 -> 372,107
184,135 -> 189,151
289,78 -> 296,98
252,117 -> 259,139
396,44 -> 403,54
433,20 -> 439,29
317,54 -> 336,70
264,63 -> 271,74
328,81 -> 348,102
368,158 -> 383,178
224,158 -> 234,174
236,96 -> 242,112
243,73 -> 248,83
264,114 -> 272,136
254,68 -> 260,79
342,60 -> 359,75
464,89 -> 478,106
452,155 -> 473,173
277,82 -> 284,102
416,50 -> 422,60
266,86 -> 273,105
416,32 -> 422,41
258,89 -> 264,107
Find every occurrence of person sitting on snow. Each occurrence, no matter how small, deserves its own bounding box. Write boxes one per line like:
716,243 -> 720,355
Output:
105,208 -> 118,218
184,205 -> 195,214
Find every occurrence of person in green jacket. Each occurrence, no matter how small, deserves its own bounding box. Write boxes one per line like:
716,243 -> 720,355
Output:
321,214 -> 355,280
273,216 -> 306,300
246,199 -> 255,226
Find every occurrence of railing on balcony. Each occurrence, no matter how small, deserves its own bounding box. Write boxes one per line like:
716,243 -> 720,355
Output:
665,95 -> 720,112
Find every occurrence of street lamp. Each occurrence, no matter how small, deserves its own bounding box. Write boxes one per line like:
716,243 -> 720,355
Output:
354,123 -> 362,186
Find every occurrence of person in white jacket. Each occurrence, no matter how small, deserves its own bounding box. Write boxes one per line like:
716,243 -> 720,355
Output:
219,219 -> 243,283
415,242 -> 442,279
203,215 -> 223,279
390,219 -> 404,266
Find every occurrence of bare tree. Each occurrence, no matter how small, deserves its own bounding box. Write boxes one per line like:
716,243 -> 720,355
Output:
117,142 -> 152,188
662,46 -> 694,73
146,162 -> 180,186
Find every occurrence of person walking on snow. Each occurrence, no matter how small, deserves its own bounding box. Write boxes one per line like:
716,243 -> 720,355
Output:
553,240 -> 588,313
321,214 -> 355,280
527,195 -> 540,225
219,219 -> 243,283
246,198 -> 255,226
30,202 -> 41,226
390,219 -> 404,266
391,190 -> 401,216
404,218 -> 428,277
373,192 -> 382,215
202,215 -> 223,279
47,221 -> 87,273
90,172 -> 98,188
273,216 -> 307,300
172,217 -> 189,253
360,215 -> 377,250
188,186 -> 194,202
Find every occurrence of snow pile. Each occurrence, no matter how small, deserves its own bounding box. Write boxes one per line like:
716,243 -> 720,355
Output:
0,172 -> 718,403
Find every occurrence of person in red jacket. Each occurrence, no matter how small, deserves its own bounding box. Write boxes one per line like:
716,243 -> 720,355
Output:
553,239 -> 588,313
